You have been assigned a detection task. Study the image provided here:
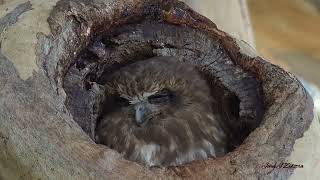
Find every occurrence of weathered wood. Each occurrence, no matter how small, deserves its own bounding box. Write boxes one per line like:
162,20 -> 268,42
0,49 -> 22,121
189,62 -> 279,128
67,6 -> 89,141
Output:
0,0 -> 313,179
64,22 -> 263,149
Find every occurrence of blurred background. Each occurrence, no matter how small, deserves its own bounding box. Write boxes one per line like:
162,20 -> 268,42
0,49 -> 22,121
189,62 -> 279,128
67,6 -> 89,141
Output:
248,1 -> 320,178
183,0 -> 320,118
182,0 -> 320,179
249,0 -> 320,88
248,0 -> 320,120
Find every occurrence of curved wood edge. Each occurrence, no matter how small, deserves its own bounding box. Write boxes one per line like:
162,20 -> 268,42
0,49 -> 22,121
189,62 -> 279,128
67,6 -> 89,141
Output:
0,0 -> 314,179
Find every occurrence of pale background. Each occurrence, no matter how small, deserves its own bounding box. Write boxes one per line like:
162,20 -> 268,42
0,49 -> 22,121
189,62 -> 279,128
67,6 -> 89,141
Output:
0,0 -> 319,179
182,0 -> 320,179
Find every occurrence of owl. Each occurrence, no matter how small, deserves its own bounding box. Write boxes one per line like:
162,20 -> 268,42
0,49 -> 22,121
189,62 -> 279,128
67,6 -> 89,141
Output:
96,56 -> 227,167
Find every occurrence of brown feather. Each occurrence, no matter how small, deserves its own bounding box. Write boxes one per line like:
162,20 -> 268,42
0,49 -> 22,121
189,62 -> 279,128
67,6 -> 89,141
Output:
96,56 -> 227,166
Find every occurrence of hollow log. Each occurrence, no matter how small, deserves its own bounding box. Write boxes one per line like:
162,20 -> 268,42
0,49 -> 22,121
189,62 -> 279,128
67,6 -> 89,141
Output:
0,0 -> 313,179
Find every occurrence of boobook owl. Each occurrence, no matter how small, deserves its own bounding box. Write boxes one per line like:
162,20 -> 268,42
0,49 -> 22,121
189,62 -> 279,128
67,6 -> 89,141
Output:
96,56 -> 227,167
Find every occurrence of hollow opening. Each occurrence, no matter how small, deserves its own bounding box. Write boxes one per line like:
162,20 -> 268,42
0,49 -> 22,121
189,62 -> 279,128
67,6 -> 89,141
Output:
60,4 -> 263,167
53,0 -> 263,165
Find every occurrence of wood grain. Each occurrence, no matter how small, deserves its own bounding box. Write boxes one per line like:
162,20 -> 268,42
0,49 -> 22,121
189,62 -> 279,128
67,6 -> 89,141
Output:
0,0 -> 313,179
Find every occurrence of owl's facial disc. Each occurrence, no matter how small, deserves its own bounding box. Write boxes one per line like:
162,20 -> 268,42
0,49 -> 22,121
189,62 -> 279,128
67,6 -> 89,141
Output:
120,89 -> 175,127
98,58 -> 228,166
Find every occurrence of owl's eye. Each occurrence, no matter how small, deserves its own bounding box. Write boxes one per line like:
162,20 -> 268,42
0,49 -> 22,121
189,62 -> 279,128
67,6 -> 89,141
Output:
115,96 -> 130,107
148,89 -> 173,104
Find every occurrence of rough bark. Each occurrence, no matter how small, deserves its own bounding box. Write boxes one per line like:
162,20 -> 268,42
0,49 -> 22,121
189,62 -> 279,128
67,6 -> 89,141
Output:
0,0 -> 313,179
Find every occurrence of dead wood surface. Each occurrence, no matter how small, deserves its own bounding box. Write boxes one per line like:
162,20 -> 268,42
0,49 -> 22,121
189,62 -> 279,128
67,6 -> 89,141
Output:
0,0 -> 313,179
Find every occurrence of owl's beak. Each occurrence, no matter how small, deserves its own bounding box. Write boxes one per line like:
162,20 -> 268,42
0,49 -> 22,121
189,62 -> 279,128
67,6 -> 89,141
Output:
134,103 -> 148,126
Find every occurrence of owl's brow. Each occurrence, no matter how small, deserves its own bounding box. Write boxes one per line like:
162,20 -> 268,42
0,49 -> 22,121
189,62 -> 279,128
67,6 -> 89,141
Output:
121,91 -> 158,104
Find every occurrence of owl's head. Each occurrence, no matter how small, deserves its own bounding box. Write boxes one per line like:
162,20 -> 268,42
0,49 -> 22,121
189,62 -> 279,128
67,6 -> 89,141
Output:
103,56 -> 211,127
97,56 -> 226,166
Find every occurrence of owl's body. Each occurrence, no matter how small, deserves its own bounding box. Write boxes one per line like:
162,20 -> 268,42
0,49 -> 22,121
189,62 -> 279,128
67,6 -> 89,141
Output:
96,56 -> 226,166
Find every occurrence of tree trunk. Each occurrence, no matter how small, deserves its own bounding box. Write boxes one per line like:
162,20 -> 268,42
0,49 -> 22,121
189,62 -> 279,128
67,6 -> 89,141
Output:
0,0 -> 313,179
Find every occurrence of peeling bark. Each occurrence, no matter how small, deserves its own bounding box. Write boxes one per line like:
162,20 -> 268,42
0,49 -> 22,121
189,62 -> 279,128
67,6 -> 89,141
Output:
0,0 -> 313,179
0,1 -> 32,37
